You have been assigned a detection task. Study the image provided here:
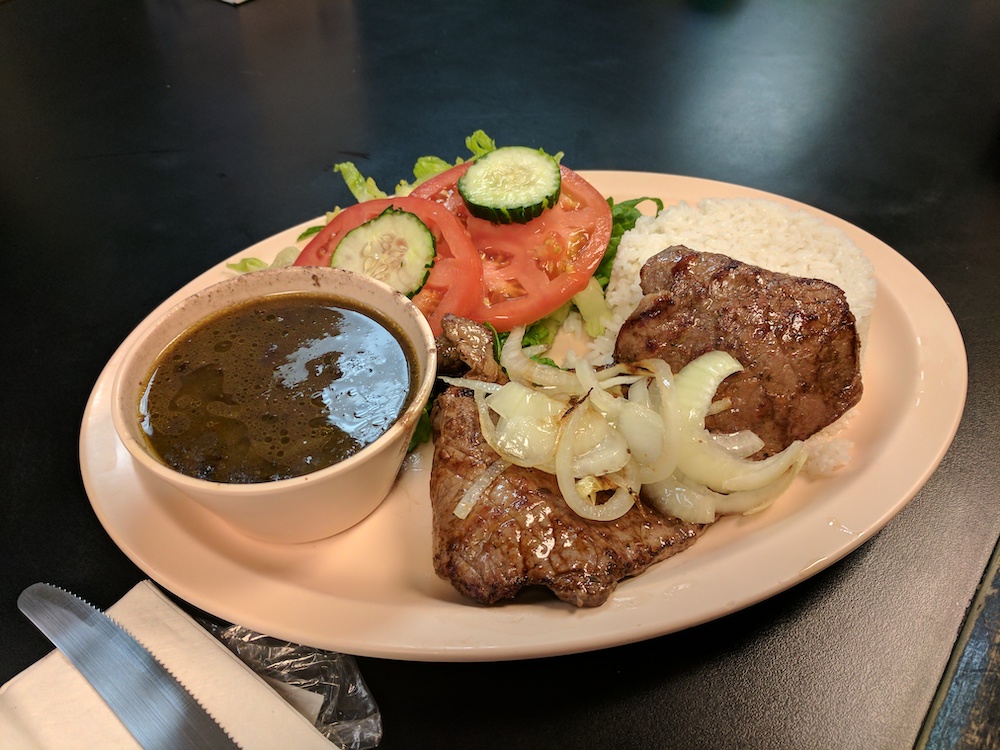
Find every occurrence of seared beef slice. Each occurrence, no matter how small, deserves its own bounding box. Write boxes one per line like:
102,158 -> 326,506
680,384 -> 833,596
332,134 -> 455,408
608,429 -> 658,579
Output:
614,246 -> 862,457
430,316 -> 704,608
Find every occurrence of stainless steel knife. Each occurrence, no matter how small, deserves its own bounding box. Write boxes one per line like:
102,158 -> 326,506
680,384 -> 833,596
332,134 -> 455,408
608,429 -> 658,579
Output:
18,582 -> 242,750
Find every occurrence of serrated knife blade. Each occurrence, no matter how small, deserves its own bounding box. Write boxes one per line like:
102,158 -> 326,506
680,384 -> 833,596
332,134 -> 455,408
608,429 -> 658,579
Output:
18,583 -> 242,750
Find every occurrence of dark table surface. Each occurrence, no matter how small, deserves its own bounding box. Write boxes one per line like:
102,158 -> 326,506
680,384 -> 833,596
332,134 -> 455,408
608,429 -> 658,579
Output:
2,1 -> 998,748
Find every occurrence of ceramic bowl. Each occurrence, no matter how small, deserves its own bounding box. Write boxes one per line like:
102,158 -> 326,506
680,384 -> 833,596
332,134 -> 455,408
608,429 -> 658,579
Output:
111,266 -> 436,543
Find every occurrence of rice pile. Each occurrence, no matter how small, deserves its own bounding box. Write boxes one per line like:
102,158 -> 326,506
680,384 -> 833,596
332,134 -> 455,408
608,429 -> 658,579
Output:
587,198 -> 877,476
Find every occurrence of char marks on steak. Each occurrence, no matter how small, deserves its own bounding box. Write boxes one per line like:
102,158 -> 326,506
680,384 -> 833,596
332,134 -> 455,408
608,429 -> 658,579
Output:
430,315 -> 705,607
614,246 -> 863,457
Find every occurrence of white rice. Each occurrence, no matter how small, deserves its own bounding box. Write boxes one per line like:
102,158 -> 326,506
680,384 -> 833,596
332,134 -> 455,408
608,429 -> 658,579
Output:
586,198 -> 877,476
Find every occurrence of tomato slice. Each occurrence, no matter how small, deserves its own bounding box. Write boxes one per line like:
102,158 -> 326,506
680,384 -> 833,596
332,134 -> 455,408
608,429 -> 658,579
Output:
411,162 -> 612,332
294,195 -> 483,336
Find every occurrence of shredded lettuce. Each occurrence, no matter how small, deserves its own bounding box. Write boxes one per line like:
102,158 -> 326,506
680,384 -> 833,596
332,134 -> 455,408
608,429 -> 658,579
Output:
572,277 -> 611,338
409,155 -> 455,184
297,225 -> 324,242
408,402 -> 433,452
295,209 -> 342,243
520,303 -> 571,348
334,162 -> 389,202
595,197 -> 664,289
225,256 -> 271,274
225,245 -> 300,274
465,129 -> 497,159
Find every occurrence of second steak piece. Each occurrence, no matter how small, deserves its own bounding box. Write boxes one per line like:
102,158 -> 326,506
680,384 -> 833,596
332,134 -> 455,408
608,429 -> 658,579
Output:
430,315 -> 706,608
614,246 -> 863,458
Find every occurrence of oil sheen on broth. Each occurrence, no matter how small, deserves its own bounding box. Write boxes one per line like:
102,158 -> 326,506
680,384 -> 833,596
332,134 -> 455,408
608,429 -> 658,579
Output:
140,293 -> 416,483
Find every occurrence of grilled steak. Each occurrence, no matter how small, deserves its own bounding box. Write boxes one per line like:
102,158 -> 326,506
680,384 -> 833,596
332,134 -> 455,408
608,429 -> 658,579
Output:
434,315 -> 504,383
614,246 -> 863,457
430,315 -> 705,607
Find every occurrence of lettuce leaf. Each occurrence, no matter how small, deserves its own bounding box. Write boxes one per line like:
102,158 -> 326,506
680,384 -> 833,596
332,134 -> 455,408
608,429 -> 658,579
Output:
412,155 -> 456,181
572,277 -> 611,338
334,162 -> 388,202
594,196 -> 664,289
226,245 -> 300,274
522,302 -> 572,348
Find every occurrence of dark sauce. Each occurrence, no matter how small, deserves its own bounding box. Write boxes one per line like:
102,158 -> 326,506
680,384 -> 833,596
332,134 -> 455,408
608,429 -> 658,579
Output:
140,293 -> 416,483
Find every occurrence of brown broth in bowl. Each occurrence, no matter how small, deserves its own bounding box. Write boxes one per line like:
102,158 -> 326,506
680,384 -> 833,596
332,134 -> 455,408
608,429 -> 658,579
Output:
139,292 -> 417,483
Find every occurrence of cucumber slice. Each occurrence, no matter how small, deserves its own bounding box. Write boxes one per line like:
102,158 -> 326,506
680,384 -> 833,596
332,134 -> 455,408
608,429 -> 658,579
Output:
457,146 -> 561,224
332,207 -> 435,296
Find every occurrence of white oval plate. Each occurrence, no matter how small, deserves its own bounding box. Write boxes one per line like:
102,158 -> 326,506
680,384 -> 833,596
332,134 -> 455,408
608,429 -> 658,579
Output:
80,172 -> 967,661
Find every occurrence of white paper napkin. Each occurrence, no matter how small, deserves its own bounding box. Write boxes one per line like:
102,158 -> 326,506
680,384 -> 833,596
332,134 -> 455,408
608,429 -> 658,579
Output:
0,581 -> 337,749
